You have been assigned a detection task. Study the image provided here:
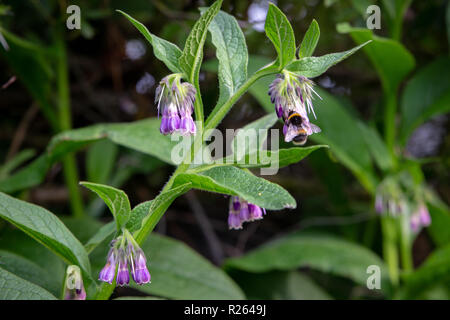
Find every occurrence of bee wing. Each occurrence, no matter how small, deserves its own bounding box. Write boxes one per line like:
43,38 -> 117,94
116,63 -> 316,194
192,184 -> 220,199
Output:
310,123 -> 321,133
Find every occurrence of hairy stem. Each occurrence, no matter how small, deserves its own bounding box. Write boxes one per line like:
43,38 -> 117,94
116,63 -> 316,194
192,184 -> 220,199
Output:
381,215 -> 399,286
55,30 -> 84,218
399,214 -> 413,274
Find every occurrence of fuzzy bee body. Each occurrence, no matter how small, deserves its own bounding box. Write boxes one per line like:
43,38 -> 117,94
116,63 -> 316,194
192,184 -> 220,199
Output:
285,111 -> 308,145
284,111 -> 321,145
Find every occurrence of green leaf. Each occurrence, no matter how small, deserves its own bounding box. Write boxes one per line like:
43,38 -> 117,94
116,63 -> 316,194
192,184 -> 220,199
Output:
0,229 -> 65,289
264,3 -> 296,68
427,201 -> 450,247
247,56 -> 277,113
0,149 -> 35,180
176,166 -> 296,210
132,183 -> 192,243
337,23 -> 415,94
86,140 -> 118,184
80,182 -> 131,231
117,10 -> 182,73
231,113 -> 278,158
84,221 -> 116,254
286,41 -> 370,78
0,155 -> 51,193
0,118 -> 179,193
204,9 -> 248,108
0,266 -> 57,300
297,19 -> 320,58
225,233 -> 390,289
0,27 -> 57,129
0,192 -> 91,276
131,234 -> 245,299
0,250 -> 60,296
309,88 -> 377,193
230,270 -> 332,300
358,122 -> 393,171
400,57 -> 450,143
237,145 -> 327,169
397,244 -> 450,299
178,0 -> 222,82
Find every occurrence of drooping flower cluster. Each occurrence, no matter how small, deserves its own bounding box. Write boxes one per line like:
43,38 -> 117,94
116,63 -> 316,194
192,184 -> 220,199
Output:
410,202 -> 431,232
155,74 -> 196,136
228,196 -> 266,230
64,265 -> 86,300
374,192 -> 408,217
99,229 -> 151,286
375,175 -> 432,232
268,71 -> 321,144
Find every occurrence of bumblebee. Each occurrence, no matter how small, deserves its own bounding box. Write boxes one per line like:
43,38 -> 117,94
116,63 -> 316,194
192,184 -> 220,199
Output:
284,111 -> 321,145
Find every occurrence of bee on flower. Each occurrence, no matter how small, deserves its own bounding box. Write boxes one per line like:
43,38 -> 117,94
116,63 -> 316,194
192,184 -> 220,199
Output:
99,229 -> 151,286
155,74 -> 196,136
268,71 -> 321,145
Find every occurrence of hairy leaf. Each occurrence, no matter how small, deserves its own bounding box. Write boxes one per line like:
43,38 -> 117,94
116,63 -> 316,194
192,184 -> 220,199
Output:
264,3 -> 296,68
117,10 -> 182,73
179,0 -> 222,81
286,41 -> 370,78
132,234 -> 245,299
205,9 -> 248,108
0,266 -> 57,300
0,192 -> 91,276
400,57 -> 450,143
176,166 -> 296,210
80,182 -> 131,231
225,233 -> 390,289
297,19 -> 320,58
337,23 -> 415,94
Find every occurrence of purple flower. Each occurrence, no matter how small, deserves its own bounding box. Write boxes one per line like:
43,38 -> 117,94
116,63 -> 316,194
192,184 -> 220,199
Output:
155,74 -> 196,136
410,203 -> 431,232
410,213 -> 421,233
99,230 -> 152,287
228,196 -> 267,229
375,194 -> 384,214
116,252 -> 130,286
228,196 -> 243,230
228,211 -> 243,230
419,204 -> 431,226
249,203 -> 265,221
268,71 -> 321,144
131,249 -> 151,285
99,248 -> 117,284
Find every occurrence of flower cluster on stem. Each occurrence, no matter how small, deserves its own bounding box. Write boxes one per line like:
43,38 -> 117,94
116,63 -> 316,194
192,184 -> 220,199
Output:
228,196 -> 266,230
99,229 -> 151,286
155,74 -> 196,136
268,70 -> 321,144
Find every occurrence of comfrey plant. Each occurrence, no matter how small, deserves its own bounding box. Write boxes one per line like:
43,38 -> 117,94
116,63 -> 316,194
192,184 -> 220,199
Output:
0,1 -> 367,300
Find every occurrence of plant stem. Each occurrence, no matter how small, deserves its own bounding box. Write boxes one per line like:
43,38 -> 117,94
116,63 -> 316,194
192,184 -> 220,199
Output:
381,215 -> 399,286
384,92 -> 397,161
55,30 -> 84,218
399,214 -> 413,274
205,64 -> 278,132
